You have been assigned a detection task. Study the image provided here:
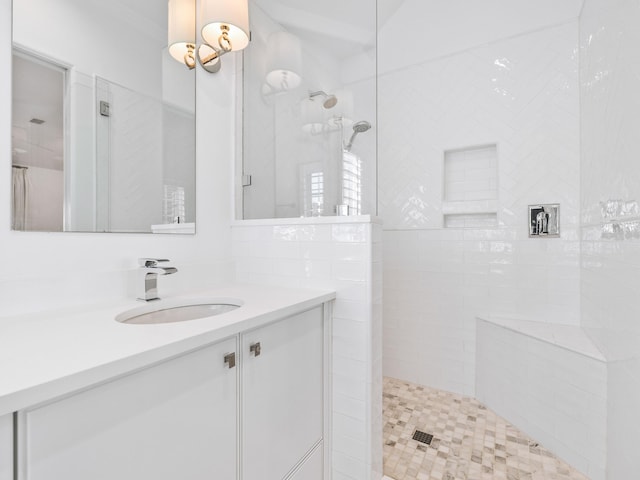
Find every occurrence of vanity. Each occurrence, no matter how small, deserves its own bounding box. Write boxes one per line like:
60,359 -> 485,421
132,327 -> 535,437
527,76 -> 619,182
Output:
0,285 -> 334,480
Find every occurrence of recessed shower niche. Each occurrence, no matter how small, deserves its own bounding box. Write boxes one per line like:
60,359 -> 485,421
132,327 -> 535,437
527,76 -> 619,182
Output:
442,144 -> 498,228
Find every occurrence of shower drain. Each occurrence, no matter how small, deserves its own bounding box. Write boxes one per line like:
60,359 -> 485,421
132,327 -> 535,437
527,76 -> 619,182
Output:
412,429 -> 434,445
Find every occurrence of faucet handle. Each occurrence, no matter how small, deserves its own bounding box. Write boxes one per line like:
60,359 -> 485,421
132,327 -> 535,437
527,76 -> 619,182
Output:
138,258 -> 170,267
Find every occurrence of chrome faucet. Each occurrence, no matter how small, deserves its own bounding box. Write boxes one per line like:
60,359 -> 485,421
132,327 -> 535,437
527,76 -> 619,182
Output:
137,258 -> 178,301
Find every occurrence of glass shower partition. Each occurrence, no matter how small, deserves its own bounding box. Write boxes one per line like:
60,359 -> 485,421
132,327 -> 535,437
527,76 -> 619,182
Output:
239,0 -> 377,220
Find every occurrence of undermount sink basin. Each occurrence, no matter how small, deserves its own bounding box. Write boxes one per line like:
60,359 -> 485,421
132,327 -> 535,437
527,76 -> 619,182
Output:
116,298 -> 242,325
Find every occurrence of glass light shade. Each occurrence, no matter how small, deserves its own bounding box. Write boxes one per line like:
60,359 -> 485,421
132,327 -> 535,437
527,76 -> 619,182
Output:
266,31 -> 302,91
168,0 -> 196,64
201,0 -> 250,52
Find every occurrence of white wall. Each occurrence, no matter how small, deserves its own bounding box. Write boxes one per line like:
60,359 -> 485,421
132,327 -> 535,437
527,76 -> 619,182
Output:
163,105 -> 196,224
378,0 -> 583,75
98,79 -> 163,232
13,0 -> 163,99
579,0 -> 640,477
0,0 -> 235,316
66,69 -> 96,231
380,17 -> 581,396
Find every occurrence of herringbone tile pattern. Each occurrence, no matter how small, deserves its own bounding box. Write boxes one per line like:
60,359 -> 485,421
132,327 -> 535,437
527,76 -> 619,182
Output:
378,23 -> 580,230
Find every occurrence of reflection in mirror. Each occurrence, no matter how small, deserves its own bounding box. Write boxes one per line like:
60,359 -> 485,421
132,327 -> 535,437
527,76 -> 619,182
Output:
240,0 -> 377,220
12,52 -> 65,231
11,0 -> 196,233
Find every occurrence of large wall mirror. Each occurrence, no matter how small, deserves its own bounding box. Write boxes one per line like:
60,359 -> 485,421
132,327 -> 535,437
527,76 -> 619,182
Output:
11,0 -> 196,233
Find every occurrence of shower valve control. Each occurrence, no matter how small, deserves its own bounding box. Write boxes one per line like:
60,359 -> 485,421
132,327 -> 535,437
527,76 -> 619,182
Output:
528,204 -> 560,237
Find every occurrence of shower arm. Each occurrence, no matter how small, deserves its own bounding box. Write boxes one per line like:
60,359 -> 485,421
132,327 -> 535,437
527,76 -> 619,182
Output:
344,131 -> 358,152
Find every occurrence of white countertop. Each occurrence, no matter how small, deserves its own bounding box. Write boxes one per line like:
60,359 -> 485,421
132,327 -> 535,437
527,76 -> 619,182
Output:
0,284 -> 335,416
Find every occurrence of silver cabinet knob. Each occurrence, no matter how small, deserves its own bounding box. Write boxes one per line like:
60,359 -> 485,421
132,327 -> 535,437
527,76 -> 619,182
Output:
224,352 -> 236,369
250,342 -> 261,357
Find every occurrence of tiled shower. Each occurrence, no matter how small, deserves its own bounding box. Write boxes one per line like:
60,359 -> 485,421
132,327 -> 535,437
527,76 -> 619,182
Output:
233,0 -> 640,477
381,17 -> 581,393
379,0 -> 640,478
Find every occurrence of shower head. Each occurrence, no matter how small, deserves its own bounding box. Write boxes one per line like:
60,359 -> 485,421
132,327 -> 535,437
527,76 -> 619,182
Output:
309,91 -> 338,109
344,120 -> 372,151
352,120 -> 371,133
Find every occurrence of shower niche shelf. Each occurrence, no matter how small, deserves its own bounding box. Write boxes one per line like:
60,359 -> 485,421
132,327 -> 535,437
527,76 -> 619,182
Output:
442,144 -> 498,228
442,200 -> 498,228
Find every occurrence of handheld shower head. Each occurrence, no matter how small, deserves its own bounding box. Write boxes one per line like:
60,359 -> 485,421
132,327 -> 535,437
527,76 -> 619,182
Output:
352,120 -> 372,133
309,91 -> 338,109
344,120 -> 371,151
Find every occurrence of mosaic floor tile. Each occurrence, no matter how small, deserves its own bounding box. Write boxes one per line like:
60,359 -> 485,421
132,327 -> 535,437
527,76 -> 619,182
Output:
383,377 -> 589,480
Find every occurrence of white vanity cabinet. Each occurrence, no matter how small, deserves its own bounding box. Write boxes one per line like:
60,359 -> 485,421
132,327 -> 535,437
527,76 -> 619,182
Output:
14,303 -> 328,480
242,306 -> 324,480
18,337 -> 238,480
0,414 -> 12,480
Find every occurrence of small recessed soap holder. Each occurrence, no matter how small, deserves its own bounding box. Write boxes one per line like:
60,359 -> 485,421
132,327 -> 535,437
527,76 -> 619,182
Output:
529,204 -> 560,237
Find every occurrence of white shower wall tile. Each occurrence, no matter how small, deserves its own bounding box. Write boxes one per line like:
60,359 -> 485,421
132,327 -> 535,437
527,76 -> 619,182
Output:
231,220 -> 382,480
580,0 -> 640,476
476,319 -> 607,480
580,0 -> 640,228
370,223 -> 384,480
380,21 -> 582,398
379,23 -> 580,231
383,226 -> 581,397
580,0 -> 640,334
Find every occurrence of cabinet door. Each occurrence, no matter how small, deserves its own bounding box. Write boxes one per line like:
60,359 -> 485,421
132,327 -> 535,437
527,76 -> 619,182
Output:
286,444 -> 323,480
20,338 -> 237,480
242,306 -> 323,480
0,414 -> 11,480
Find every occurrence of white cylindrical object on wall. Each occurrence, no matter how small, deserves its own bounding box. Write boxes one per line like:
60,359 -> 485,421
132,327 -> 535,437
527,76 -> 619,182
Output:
201,0 -> 250,52
168,0 -> 196,64
265,31 -> 302,91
